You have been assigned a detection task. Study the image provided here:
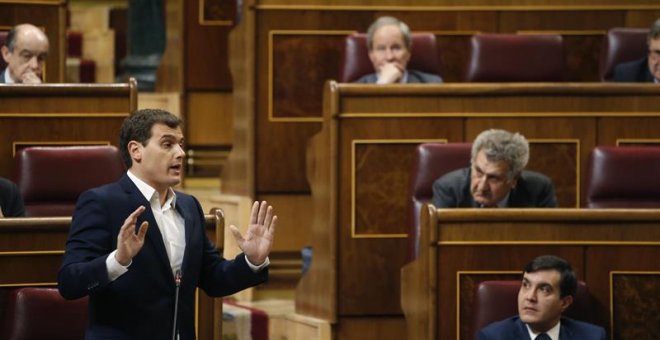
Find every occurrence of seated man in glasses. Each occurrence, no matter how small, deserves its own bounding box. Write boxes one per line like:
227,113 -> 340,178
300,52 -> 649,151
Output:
613,18 -> 660,83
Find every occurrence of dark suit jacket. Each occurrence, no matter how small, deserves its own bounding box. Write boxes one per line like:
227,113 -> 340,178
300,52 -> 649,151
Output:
432,168 -> 558,208
0,70 -> 5,83
355,69 -> 443,83
612,57 -> 655,82
478,316 -> 606,340
0,177 -> 25,217
58,175 -> 267,340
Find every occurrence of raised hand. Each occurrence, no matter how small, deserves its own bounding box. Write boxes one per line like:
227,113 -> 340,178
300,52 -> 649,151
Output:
115,206 -> 149,266
229,201 -> 277,266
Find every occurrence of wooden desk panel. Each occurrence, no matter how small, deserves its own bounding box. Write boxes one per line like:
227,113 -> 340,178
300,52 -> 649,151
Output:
296,82 -> 660,339
0,81 -> 137,178
401,208 -> 660,340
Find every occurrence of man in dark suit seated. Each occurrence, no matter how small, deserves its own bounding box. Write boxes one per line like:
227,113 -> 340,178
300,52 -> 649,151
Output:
0,177 -> 25,217
356,16 -> 442,84
478,255 -> 607,340
0,23 -> 49,84
58,109 -> 277,339
613,18 -> 660,83
432,129 -> 557,208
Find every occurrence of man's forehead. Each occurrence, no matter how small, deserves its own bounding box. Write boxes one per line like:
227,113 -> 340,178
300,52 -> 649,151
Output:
151,123 -> 183,138
523,270 -> 561,285
473,150 -> 510,173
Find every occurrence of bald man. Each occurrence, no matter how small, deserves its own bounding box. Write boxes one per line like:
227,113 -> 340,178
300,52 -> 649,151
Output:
1,23 -> 50,84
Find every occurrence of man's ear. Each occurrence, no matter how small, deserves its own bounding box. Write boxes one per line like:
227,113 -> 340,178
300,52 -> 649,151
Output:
127,140 -> 142,163
559,295 -> 573,312
510,172 -> 521,189
1,46 -> 10,63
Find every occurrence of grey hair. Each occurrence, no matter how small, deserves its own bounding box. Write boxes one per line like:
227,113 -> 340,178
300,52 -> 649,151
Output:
366,16 -> 411,51
471,129 -> 529,178
650,18 -> 660,43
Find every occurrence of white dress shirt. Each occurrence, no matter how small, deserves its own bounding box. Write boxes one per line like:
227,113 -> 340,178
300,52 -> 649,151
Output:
526,320 -> 561,340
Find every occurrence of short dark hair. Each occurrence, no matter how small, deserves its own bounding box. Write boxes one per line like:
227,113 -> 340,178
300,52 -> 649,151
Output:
523,255 -> 577,298
4,26 -> 18,51
119,109 -> 182,168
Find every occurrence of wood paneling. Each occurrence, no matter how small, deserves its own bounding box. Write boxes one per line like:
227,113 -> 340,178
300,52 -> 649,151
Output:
401,208 -> 660,339
295,82 -> 660,338
0,81 -> 137,179
184,0 -> 233,90
187,91 -> 234,145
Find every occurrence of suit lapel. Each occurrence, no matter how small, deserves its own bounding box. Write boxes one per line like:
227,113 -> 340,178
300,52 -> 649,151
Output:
175,195 -> 193,276
120,176 -> 172,274
515,318 -> 533,339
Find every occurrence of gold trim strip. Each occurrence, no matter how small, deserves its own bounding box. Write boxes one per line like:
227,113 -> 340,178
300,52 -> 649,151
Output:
517,30 -> 607,36
0,250 -> 63,256
12,140 -> 111,157
456,271 -> 521,340
616,138 -> 660,145
0,282 -> 57,288
268,30 -> 356,123
0,113 -> 129,118
438,241 -> 660,245
339,112 -> 660,118
351,138 -> 448,238
254,4 -> 660,11
0,1 -> 64,5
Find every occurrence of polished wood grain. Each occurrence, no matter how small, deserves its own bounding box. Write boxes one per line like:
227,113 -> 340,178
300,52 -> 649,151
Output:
0,210 -> 226,340
401,208 -> 660,339
0,80 -> 137,179
296,81 -> 660,339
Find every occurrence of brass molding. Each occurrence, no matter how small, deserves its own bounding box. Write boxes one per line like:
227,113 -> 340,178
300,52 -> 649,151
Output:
0,250 -> 63,256
517,30 -> 607,36
0,113 -> 129,118
254,4 -> 660,12
616,138 -> 660,145
0,282 -> 57,288
268,29 -> 355,123
438,241 -> 660,246
12,140 -> 111,157
351,138 -> 447,238
339,112 -> 660,118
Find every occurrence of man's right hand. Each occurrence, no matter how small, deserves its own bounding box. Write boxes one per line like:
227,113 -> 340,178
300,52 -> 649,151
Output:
115,206 -> 149,266
20,71 -> 42,84
377,63 -> 404,84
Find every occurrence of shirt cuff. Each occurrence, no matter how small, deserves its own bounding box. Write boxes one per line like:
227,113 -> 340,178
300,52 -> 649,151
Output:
106,249 -> 130,281
245,256 -> 270,272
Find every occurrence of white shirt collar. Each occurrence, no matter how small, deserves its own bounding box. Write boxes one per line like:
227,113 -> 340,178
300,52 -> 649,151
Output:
3,69 -> 15,84
126,170 -> 177,209
526,319 -> 561,340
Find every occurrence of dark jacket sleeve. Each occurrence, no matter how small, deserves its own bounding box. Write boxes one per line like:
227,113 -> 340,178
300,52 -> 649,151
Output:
0,177 -> 25,217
